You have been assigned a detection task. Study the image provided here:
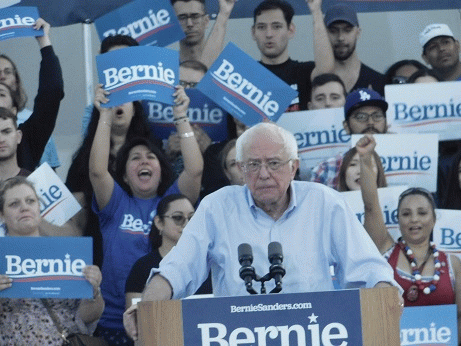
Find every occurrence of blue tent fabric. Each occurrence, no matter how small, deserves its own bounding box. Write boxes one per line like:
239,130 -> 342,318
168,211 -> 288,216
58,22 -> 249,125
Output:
16,0 -> 461,26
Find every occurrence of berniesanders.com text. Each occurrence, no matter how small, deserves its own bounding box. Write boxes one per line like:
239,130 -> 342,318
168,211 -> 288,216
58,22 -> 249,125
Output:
230,302 -> 312,313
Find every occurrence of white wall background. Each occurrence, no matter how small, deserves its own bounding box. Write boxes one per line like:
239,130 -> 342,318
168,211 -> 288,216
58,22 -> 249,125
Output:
0,8 -> 460,180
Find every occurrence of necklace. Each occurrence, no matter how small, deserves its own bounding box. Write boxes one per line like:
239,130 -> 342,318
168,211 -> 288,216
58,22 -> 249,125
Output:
398,238 -> 441,302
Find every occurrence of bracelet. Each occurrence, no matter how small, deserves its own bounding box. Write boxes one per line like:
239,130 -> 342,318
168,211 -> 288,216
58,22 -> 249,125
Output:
173,116 -> 189,126
179,131 -> 195,139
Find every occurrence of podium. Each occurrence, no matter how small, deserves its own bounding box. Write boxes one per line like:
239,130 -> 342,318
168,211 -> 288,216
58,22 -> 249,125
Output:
137,287 -> 400,346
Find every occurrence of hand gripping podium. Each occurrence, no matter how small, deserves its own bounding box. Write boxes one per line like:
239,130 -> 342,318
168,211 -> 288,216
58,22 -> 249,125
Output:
137,287 -> 400,345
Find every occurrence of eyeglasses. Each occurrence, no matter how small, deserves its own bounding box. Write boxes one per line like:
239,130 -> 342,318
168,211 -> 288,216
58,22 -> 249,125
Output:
391,76 -> 408,84
163,213 -> 194,226
177,13 -> 206,23
179,80 -> 198,89
242,159 -> 292,173
351,112 -> 385,123
0,68 -> 14,77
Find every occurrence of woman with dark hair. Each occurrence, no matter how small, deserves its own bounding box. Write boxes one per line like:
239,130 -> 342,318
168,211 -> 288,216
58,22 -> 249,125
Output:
384,59 -> 427,85
353,135 -> 461,340
407,68 -> 441,84
337,145 -> 386,192
125,194 -> 211,307
89,85 -> 203,344
66,100 -> 154,267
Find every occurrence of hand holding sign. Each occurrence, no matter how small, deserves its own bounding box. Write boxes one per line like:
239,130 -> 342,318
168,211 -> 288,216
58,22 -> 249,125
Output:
82,265 -> 102,296
0,274 -> 13,291
172,85 -> 190,116
34,17 -> 50,48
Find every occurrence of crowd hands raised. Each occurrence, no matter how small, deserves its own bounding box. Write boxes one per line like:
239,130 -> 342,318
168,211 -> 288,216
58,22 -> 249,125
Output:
1,0 -> 461,344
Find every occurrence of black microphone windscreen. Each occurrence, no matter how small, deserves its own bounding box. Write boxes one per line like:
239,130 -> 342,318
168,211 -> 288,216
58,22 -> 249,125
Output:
268,241 -> 283,258
238,243 -> 253,262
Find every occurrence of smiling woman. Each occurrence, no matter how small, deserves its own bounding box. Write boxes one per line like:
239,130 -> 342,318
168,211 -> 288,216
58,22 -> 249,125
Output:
88,84 -> 203,344
351,134 -> 461,344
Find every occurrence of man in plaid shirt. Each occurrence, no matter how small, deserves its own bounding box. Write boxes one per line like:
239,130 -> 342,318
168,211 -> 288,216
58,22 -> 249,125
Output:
309,88 -> 388,189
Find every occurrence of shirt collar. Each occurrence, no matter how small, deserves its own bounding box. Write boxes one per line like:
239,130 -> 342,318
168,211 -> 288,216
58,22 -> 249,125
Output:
245,182 -> 297,218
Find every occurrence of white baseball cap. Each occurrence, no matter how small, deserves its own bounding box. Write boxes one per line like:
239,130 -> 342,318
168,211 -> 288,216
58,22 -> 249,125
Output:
420,23 -> 455,48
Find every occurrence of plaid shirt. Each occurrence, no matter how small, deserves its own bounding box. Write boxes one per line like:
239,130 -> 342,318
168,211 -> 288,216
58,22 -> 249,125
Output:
309,153 -> 344,190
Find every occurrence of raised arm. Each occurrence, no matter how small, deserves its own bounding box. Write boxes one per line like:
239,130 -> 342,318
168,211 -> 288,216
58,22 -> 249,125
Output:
88,85 -> 115,210
18,18 -> 64,171
174,86 -> 204,204
356,135 -> 394,253
200,0 -> 236,68
306,0 -> 334,79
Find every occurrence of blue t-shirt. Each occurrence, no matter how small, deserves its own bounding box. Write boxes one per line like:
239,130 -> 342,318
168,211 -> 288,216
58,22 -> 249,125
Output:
93,180 -> 180,330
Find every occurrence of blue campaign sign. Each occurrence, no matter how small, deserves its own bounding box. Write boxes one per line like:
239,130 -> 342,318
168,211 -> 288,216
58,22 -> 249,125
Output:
94,0 -> 184,47
97,45 -> 179,107
400,305 -> 458,345
197,42 -> 297,127
144,88 -> 228,142
182,290 -> 363,345
0,6 -> 42,41
206,0 -> 461,18
0,237 -> 93,299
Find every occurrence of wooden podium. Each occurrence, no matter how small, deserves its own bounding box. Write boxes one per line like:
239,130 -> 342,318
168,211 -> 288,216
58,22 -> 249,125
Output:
137,287 -> 400,346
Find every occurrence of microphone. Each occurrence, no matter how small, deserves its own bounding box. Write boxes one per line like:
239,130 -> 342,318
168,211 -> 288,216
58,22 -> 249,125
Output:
238,243 -> 257,294
268,242 -> 286,293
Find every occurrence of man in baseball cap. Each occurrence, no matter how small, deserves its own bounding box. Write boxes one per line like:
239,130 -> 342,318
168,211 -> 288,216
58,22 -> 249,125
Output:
323,3 -> 385,96
420,23 -> 461,81
309,88 -> 388,189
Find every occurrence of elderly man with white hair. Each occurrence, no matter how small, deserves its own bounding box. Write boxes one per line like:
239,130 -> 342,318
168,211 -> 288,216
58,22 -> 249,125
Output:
124,122 -> 401,340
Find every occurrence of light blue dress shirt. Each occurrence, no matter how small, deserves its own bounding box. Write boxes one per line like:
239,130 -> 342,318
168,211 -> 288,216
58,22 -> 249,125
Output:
154,181 -> 398,298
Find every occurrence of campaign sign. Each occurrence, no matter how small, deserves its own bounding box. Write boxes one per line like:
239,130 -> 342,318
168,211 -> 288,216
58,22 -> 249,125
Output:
27,162 -> 81,226
197,42 -> 297,127
277,108 -> 350,180
0,6 -> 42,41
433,209 -> 461,256
182,290 -> 362,345
400,305 -> 457,346
351,134 -> 439,192
144,88 -> 228,142
342,186 -> 408,241
0,237 -> 93,298
97,46 -> 178,107
386,82 -> 461,141
94,0 -> 184,47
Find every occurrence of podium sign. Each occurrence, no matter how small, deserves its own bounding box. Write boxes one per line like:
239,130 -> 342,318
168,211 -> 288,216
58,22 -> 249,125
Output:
138,287 -> 400,345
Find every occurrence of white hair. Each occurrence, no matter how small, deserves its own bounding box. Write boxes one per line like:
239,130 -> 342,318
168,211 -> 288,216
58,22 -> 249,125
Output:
235,122 -> 299,161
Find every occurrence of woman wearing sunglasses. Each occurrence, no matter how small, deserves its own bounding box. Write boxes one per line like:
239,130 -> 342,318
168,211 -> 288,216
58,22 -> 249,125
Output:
352,134 -> 461,341
125,194 -> 211,306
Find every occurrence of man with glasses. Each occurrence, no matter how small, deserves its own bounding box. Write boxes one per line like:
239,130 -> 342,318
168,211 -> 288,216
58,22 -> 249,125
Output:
310,88 -> 388,189
124,122 -> 401,341
172,0 -> 236,68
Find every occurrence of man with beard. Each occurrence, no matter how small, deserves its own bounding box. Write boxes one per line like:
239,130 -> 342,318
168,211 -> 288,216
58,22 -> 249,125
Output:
309,88 -> 388,189
172,0 -> 235,68
251,0 -> 334,112
420,24 -> 461,81
324,4 -> 385,96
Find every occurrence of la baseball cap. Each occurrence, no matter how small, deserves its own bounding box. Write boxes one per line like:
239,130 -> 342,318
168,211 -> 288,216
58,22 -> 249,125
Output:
344,88 -> 388,119
420,24 -> 455,49
324,4 -> 359,27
